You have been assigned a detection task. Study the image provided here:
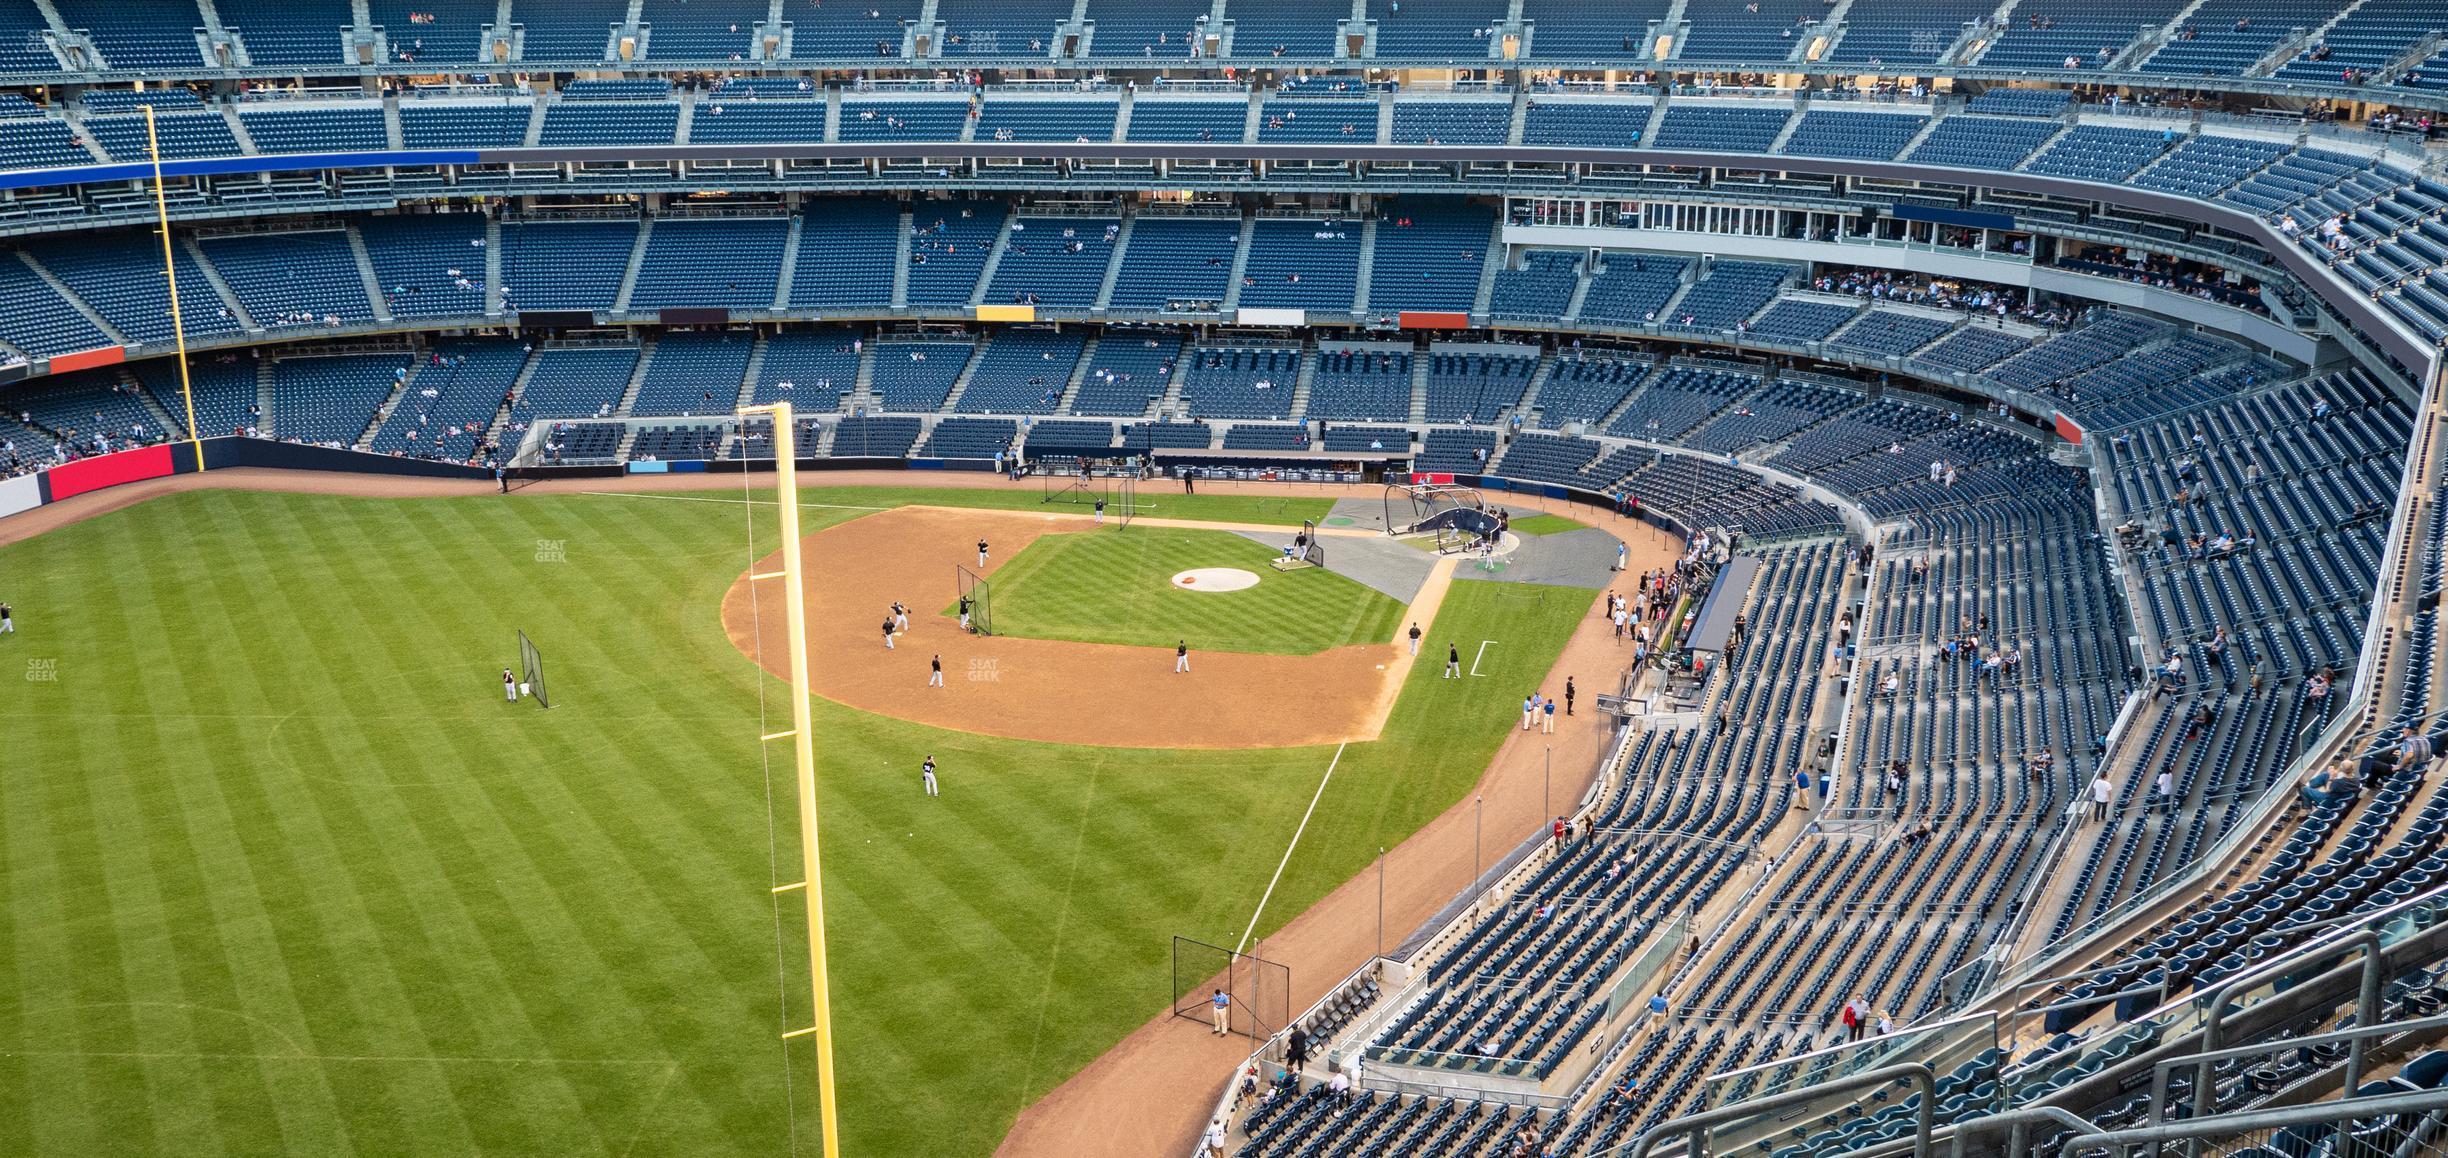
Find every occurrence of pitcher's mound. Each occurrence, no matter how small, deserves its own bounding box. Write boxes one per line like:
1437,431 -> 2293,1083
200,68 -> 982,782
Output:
1170,567 -> 1260,592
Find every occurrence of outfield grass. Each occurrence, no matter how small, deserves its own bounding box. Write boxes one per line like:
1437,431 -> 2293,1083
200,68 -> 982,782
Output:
1507,514 -> 1588,536
0,488 -> 1588,1157
976,527 -> 1404,654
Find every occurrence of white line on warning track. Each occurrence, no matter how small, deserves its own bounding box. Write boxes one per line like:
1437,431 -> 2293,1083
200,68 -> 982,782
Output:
1234,741 -> 1346,959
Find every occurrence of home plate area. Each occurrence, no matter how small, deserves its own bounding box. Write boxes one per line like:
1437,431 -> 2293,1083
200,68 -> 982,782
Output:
1171,567 -> 1260,592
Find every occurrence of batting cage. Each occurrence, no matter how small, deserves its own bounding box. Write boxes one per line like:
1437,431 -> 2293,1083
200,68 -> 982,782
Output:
1041,467 -> 1094,505
1171,936 -> 1293,1040
955,565 -> 994,636
1114,474 -> 1138,528
517,630 -> 551,708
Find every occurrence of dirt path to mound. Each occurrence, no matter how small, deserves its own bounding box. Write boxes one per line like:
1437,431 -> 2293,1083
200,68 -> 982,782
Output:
996,518 -> 1684,1158
716,503 -> 1456,749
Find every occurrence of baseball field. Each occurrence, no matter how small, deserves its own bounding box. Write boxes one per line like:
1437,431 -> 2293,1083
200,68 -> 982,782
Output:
0,479 -> 1605,1157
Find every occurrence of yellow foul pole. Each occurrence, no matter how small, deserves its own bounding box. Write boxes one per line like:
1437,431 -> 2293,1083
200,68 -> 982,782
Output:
143,104 -> 204,471
742,401 -> 841,1157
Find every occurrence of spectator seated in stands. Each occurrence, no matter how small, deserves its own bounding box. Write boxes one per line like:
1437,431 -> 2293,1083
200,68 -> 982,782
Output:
2297,761 -> 2363,807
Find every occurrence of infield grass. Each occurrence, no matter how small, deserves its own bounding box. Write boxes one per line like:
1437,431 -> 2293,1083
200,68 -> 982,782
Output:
975,526 -> 1405,654
0,487 -> 1590,1157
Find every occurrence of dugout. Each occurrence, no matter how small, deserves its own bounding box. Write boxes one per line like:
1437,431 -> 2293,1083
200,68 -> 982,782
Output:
1152,446 -> 1399,483
1682,555 -> 1763,660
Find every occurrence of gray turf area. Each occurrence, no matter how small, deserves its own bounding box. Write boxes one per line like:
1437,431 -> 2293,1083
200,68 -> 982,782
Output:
1241,513 -> 1622,600
1465,526 -> 1625,589
1322,496 -> 1396,533
1232,528 -> 1438,604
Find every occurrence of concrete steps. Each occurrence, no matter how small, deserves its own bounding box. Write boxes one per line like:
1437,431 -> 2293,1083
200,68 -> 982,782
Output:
346,223 -> 393,323
611,220 -> 651,313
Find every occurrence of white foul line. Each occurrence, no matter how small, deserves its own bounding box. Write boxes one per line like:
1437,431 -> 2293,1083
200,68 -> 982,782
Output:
1469,640 -> 1495,677
1234,741 -> 1346,959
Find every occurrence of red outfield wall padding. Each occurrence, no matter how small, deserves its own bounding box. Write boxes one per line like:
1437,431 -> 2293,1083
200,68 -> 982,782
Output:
46,346 -> 128,374
45,443 -> 176,501
1397,311 -> 1471,330
2053,413 -> 2085,445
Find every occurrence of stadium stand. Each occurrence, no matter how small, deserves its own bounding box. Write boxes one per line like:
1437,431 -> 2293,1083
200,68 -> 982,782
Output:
1108,216 -> 1239,311
907,200 -> 1007,306
1239,218 -> 1362,313
637,0 -> 766,61
1904,114 -> 2065,169
53,0 -> 206,70
746,329 -> 861,408
511,346 -> 637,422
1307,348 -> 1413,423
787,199 -> 902,310
199,229 -> 375,328
1368,199 -> 1494,314
500,220 -> 639,312
630,218 -> 789,309
1257,98 -> 1378,143
371,340 -> 523,457
871,339 -> 972,412
1491,250 -> 1582,321
235,102 -> 384,153
689,99 -> 830,145
22,233 -> 239,344
1224,0 -> 1347,59
269,354 -> 405,445
1520,98 -> 1651,147
1532,355 -> 1650,426
986,216 -> 1119,308
359,214 -> 491,321
400,99 -> 533,149
1390,100 -> 1512,144
1778,109 -> 1928,160
1072,335 -> 1179,417
538,98 -> 679,145
953,328 -> 1083,415
1421,349 -> 1537,423
629,332 -> 755,416
1081,0 -> 1211,59
1123,98 -> 1248,143
1578,254 -> 1693,326
1179,345 -> 1301,421
1650,104 -> 1793,152
1517,0 -> 1671,60
783,0 -> 922,58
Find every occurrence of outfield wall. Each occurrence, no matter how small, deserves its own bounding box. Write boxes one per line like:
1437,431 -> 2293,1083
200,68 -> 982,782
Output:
0,438 -> 496,522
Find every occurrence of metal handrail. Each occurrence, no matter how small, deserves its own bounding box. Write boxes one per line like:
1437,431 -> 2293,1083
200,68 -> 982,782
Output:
2057,1086 -> 2448,1158
2195,930 -> 2384,1121
2149,1009 -> 2448,1130
1623,1062 -> 1937,1158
